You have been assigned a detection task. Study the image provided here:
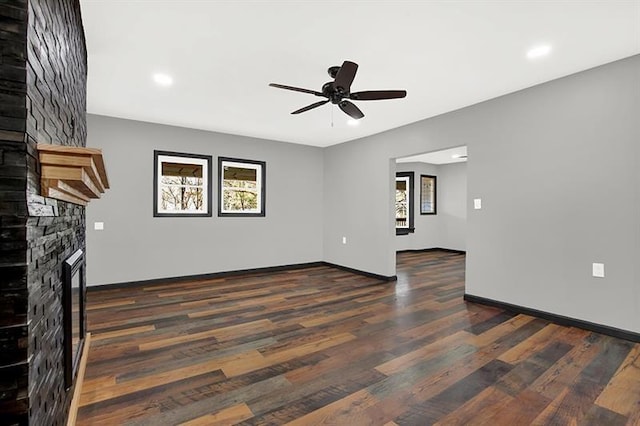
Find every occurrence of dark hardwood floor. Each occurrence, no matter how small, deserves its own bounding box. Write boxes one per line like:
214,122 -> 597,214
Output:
77,251 -> 640,425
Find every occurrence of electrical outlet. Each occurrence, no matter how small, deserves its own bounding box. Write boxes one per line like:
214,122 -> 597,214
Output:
473,198 -> 482,210
94,222 -> 104,231
592,263 -> 605,278
342,236 -> 347,245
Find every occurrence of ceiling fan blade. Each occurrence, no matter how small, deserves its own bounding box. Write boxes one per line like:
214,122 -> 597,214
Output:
291,100 -> 329,114
350,90 -> 407,101
338,100 -> 364,120
333,61 -> 358,93
269,83 -> 324,97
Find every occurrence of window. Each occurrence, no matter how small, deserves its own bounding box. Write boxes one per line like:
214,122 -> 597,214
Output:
218,157 -> 266,217
396,172 -> 414,235
420,174 -> 437,215
153,151 -> 212,217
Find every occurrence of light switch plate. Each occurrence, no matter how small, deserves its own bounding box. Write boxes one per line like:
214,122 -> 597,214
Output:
94,222 -> 104,231
342,236 -> 347,245
473,198 -> 482,210
592,263 -> 604,278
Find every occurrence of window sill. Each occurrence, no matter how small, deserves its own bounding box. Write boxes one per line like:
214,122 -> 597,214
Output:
396,227 -> 415,236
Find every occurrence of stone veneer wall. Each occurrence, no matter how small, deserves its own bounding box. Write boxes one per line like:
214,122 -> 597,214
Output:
0,0 -> 87,424
0,1 -> 29,424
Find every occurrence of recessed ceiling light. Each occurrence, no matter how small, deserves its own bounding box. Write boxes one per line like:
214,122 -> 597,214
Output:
526,45 -> 552,60
153,73 -> 173,87
347,119 -> 360,126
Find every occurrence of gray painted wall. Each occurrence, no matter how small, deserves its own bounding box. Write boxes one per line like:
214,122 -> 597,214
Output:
439,162 -> 467,251
322,143 -> 397,276
394,161 -> 467,252
323,55 -> 639,333
86,115 -> 323,286
323,108 -> 473,276
395,162 -> 441,251
465,58 -> 639,333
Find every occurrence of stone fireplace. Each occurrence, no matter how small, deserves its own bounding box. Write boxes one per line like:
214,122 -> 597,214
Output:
0,0 -> 88,424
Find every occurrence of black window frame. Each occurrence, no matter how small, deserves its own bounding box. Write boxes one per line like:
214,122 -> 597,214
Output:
153,150 -> 213,218
420,174 -> 437,215
218,156 -> 266,217
395,171 -> 415,235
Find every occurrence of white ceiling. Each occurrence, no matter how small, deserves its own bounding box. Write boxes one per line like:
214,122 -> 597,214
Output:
80,1 -> 640,147
397,146 -> 467,165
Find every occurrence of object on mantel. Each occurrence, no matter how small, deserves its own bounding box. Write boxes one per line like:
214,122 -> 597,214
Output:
37,144 -> 110,206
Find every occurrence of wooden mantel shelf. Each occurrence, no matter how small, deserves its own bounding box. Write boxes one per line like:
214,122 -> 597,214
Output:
37,144 -> 110,206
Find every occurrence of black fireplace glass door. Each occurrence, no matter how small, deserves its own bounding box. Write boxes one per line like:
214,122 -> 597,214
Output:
71,270 -> 81,362
64,249 -> 86,390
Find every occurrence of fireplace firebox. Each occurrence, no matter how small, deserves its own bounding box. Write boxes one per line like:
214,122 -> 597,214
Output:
63,249 -> 86,390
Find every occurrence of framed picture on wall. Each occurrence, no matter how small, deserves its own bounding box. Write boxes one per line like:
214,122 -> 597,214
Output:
420,174 -> 437,215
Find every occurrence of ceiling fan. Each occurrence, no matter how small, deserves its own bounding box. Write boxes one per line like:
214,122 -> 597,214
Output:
269,60 -> 406,120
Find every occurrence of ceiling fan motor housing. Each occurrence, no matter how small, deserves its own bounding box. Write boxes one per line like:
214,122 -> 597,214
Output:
322,81 -> 347,104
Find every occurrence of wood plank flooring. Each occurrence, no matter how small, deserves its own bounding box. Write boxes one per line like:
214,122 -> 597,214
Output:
77,251 -> 640,425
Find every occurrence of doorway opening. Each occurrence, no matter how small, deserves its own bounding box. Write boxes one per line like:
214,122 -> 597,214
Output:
394,146 -> 468,254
